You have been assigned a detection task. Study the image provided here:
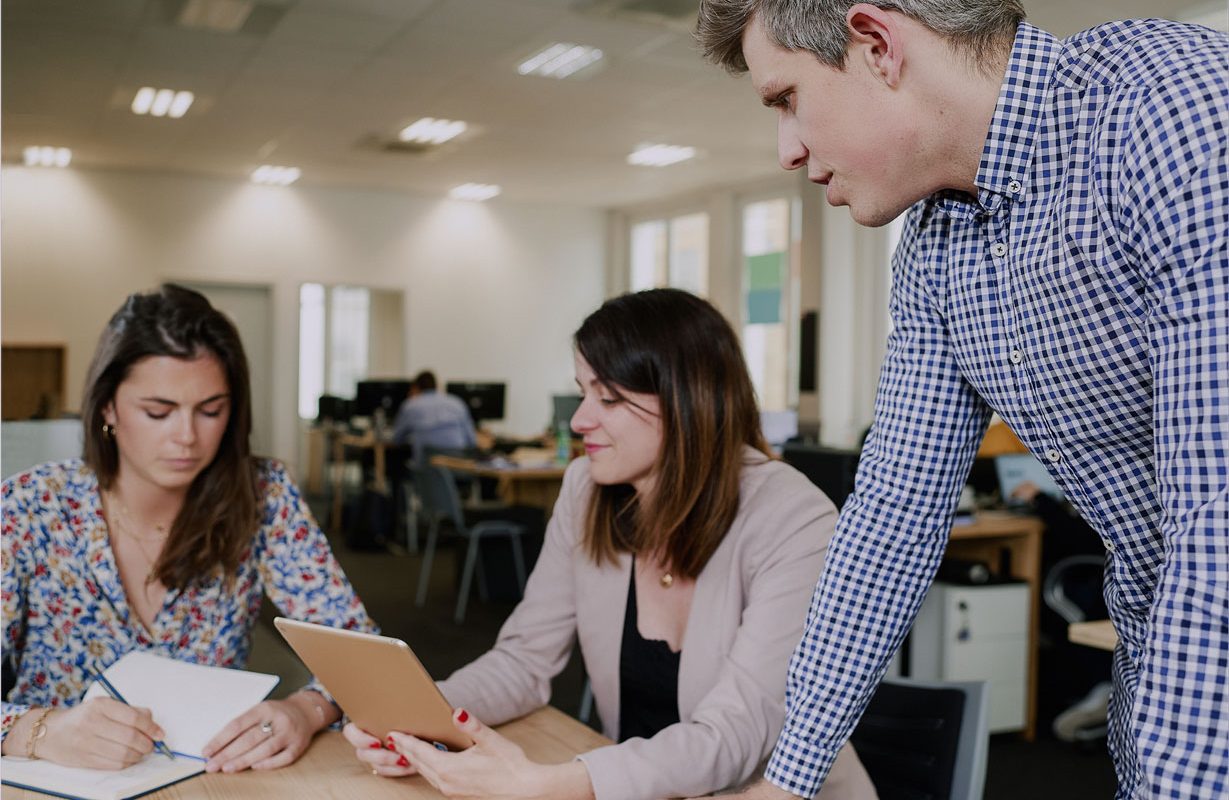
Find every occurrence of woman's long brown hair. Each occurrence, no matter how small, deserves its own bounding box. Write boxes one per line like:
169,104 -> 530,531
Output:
575,289 -> 770,579
82,284 -> 259,591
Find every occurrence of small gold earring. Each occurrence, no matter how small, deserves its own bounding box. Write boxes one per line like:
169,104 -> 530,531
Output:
102,423 -> 116,437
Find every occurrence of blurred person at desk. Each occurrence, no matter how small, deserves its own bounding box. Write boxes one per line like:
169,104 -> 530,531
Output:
345,289 -> 875,800
1,285 -> 376,773
391,370 -> 482,463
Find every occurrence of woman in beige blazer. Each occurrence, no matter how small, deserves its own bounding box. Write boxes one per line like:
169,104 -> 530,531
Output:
345,289 -> 876,800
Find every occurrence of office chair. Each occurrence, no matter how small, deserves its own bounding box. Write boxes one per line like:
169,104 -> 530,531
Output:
1043,554 -> 1110,743
780,443 -> 860,509
414,464 -> 527,623
850,678 -> 990,800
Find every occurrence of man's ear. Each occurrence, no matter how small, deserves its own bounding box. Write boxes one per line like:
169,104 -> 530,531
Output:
846,3 -> 904,88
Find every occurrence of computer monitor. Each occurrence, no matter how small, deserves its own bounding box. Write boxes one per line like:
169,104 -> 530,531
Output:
354,380 -> 412,418
781,443 -> 860,510
446,382 -> 506,424
551,394 -> 582,432
994,454 -> 1064,507
316,394 -> 353,423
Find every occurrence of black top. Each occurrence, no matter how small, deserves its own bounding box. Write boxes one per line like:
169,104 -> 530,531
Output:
617,562 -> 681,742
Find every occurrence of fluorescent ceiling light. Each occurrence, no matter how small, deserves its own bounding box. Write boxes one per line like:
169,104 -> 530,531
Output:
449,183 -> 501,202
251,165 -> 301,186
23,146 -> 72,168
398,117 -> 468,145
627,143 -> 696,167
518,43 -> 604,79
131,87 -> 194,118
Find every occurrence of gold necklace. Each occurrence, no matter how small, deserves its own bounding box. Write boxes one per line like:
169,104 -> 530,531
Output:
105,493 -> 169,586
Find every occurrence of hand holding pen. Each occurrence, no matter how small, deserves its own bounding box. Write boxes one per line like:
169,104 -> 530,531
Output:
8,693 -> 171,770
90,672 -> 176,761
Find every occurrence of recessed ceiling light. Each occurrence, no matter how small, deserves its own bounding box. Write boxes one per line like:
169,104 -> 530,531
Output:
251,165 -> 301,186
517,43 -> 604,79
132,87 -> 194,118
399,118 -> 468,145
449,183 -> 501,202
23,146 -> 72,168
627,143 -> 696,167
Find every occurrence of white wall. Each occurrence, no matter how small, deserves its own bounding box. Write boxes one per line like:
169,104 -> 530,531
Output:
1,167 -> 606,469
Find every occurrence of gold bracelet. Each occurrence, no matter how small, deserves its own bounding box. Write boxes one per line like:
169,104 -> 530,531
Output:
24,707 -> 54,760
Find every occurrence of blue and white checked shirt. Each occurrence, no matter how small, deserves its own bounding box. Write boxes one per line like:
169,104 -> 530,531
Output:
765,19 -> 1227,800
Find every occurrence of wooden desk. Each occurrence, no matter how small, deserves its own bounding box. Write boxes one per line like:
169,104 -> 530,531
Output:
1069,620 -> 1118,651
1,707 -> 609,800
431,455 -> 567,513
946,512 -> 1045,741
329,432 -> 399,533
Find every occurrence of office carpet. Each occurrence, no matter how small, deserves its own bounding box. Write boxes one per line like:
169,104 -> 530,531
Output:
246,499 -> 1117,799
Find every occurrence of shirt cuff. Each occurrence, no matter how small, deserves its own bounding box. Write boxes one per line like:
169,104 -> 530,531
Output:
764,726 -> 841,799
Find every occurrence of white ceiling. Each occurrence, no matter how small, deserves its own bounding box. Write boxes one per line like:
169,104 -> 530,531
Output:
3,0 -> 1220,208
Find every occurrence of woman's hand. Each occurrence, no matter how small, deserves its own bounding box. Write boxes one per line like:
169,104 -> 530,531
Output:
201,695 -> 323,773
20,698 -> 165,769
342,722 -> 418,777
386,708 -> 594,800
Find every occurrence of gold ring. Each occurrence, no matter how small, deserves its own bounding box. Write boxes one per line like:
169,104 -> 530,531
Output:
371,768 -> 379,776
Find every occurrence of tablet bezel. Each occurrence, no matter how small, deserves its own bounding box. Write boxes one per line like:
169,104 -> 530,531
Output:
272,617 -> 472,751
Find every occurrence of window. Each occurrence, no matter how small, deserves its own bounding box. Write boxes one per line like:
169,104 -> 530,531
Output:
629,212 -> 709,296
297,284 -> 371,419
741,197 -> 800,412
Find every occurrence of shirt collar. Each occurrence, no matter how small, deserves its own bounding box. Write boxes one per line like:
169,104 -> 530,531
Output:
973,22 -> 1061,205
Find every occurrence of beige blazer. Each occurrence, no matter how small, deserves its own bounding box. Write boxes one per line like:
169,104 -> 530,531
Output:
438,450 -> 876,800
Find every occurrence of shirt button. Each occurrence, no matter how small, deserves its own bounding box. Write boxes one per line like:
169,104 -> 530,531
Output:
1010,349 -> 1024,365
991,242 -> 1008,258
1102,539 -> 1115,552
1007,179 -> 1022,193
1046,448 -> 1061,464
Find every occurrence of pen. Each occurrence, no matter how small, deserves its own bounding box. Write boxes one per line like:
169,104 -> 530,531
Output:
91,671 -> 177,761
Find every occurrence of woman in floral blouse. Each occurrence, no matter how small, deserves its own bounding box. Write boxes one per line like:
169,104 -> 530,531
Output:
1,284 -> 375,773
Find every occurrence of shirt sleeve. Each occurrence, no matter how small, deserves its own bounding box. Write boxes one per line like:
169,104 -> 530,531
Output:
255,461 -> 378,708
1124,64 -> 1228,798
765,217 -> 992,796
1,478 -> 32,740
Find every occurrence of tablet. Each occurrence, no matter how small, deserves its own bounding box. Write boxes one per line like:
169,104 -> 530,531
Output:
273,618 -> 472,751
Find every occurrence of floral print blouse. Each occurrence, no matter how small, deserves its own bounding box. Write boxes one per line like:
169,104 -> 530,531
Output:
1,458 -> 375,740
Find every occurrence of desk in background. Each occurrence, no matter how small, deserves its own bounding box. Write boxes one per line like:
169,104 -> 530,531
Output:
945,512 -> 1045,741
431,452 -> 567,513
1,707 -> 609,800
1069,620 -> 1118,651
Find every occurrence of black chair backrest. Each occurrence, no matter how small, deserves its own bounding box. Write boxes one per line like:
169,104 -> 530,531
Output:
850,681 -> 966,800
780,444 -> 860,509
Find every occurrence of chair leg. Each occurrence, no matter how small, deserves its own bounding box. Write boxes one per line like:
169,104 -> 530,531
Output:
403,486 -> 419,555
510,535 -> 527,597
416,519 -> 439,607
456,537 -> 482,623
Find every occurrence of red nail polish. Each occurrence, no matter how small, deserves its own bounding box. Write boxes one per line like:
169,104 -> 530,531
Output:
369,741 -> 383,749
384,742 -> 395,750
457,709 -> 469,723
397,755 -> 409,767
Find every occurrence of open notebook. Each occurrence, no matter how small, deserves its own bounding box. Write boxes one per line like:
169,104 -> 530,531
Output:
2,651 -> 279,800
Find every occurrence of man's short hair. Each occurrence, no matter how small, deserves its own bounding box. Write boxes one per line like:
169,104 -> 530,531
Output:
413,370 -> 437,392
696,0 -> 1025,74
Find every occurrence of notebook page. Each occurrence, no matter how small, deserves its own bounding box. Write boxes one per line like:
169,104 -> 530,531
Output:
83,651 -> 280,758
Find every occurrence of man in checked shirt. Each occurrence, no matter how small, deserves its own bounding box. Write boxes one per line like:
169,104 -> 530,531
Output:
694,1 -> 1227,798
